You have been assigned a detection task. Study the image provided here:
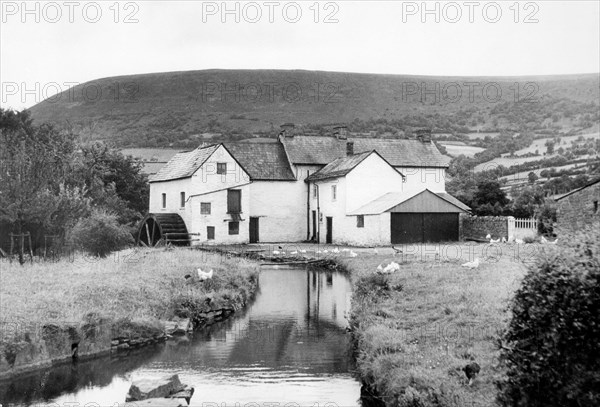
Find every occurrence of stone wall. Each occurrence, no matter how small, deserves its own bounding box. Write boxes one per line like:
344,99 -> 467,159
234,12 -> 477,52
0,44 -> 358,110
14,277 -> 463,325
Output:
0,305 -> 249,380
556,181 -> 600,233
460,215 -> 510,240
0,320 -> 113,379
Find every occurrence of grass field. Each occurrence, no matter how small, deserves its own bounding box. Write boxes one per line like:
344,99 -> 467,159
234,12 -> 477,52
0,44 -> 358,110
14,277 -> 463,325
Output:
439,142 -> 486,157
341,244 -> 527,407
0,248 -> 259,342
501,132 -> 599,157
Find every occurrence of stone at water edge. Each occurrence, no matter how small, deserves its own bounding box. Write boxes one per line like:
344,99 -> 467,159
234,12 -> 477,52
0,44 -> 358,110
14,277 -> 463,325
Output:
169,386 -> 195,404
126,374 -> 184,402
123,398 -> 187,407
164,318 -> 192,335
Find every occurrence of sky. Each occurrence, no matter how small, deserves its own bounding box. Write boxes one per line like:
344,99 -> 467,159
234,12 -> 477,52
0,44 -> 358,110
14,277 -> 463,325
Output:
1,0 -> 599,110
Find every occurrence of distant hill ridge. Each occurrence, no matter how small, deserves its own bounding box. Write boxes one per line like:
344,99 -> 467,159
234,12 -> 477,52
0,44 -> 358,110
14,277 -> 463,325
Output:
27,69 -> 600,147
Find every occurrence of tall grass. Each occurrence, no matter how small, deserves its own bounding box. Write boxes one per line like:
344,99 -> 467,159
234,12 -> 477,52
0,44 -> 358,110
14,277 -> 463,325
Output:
342,247 -> 526,407
0,248 -> 259,342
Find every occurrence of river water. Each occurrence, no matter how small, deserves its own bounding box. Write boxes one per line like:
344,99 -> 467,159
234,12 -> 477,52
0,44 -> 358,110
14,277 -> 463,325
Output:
1,266 -> 361,406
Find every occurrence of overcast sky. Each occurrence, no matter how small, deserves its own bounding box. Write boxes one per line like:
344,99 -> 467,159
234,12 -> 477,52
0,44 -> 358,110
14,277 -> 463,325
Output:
1,0 -> 599,110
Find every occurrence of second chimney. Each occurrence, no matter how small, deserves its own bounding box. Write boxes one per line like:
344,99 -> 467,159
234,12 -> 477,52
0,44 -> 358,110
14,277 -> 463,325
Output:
415,128 -> 432,143
346,141 -> 354,156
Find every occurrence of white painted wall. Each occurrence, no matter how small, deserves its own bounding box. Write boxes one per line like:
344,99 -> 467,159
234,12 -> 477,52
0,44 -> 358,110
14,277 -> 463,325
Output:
248,180 -> 307,242
397,167 -> 446,192
149,145 -> 251,244
149,178 -> 192,225
346,154 -> 405,213
308,177 -> 346,244
188,185 -> 250,245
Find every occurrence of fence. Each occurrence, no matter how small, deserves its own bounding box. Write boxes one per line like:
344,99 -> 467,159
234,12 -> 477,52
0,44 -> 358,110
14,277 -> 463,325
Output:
512,218 -> 538,230
509,217 -> 538,239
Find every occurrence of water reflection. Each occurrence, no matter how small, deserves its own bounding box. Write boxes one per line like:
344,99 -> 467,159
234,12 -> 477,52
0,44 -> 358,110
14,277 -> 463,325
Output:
1,267 -> 360,406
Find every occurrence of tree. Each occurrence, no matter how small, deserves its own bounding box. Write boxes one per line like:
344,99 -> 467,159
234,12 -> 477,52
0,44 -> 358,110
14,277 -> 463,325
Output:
527,171 -> 538,184
74,142 -> 149,225
0,109 -> 87,261
545,139 -> 555,155
472,180 -> 509,215
511,186 -> 544,218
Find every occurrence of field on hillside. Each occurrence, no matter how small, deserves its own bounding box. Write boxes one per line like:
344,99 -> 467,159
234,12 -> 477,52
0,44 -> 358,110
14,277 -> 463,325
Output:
439,142 -> 486,157
26,70 -> 600,147
500,132 -> 599,157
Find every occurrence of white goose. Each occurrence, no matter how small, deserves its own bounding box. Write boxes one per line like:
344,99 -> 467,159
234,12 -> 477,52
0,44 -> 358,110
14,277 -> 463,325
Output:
461,258 -> 480,269
197,268 -> 214,281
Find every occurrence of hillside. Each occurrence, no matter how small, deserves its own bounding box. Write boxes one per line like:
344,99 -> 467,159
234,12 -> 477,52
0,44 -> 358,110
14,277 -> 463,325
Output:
27,69 -> 600,148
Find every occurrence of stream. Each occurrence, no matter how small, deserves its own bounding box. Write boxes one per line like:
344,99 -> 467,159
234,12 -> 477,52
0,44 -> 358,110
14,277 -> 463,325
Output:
0,266 -> 361,406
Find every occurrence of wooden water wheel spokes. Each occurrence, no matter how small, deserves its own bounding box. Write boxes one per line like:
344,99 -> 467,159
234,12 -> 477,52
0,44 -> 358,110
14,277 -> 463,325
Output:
137,213 -> 190,247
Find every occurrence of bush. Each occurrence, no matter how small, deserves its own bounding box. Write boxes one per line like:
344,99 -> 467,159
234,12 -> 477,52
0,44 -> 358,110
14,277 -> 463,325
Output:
68,209 -> 134,257
497,224 -> 600,407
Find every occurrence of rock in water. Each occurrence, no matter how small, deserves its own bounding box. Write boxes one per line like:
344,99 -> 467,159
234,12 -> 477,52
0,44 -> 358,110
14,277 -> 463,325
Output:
124,399 -> 187,407
126,374 -> 184,402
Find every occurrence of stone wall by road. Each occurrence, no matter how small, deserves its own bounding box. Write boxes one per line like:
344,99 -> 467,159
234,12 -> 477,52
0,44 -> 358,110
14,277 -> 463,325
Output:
460,215 -> 509,240
556,181 -> 600,233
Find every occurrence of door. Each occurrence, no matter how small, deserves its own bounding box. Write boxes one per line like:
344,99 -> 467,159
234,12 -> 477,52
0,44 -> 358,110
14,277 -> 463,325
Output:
391,213 -> 422,244
391,213 -> 459,244
423,213 -> 458,242
249,217 -> 259,243
326,217 -> 333,244
312,211 -> 317,241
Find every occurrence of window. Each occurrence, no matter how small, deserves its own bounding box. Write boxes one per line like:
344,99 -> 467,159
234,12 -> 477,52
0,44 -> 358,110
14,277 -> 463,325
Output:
594,200 -> 599,213
217,162 -> 227,175
207,226 -> 215,240
161,193 -> 166,209
180,192 -> 185,208
227,189 -> 242,214
228,221 -> 239,235
357,215 -> 364,228
201,202 -> 211,214
313,184 -> 317,199
331,185 -> 337,201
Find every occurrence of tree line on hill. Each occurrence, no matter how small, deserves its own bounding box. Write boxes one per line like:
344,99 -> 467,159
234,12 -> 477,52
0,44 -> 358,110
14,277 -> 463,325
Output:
0,108 -> 148,262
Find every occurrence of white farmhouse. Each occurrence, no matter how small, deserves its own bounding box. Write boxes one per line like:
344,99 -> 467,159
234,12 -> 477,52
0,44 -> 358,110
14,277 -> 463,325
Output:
139,127 -> 470,246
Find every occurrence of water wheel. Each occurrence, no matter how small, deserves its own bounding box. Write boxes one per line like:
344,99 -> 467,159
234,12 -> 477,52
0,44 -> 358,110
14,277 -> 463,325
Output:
136,213 -> 190,247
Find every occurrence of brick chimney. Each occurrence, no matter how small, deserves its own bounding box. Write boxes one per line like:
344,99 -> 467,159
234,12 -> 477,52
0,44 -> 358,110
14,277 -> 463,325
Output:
334,125 -> 348,140
415,129 -> 432,143
346,142 -> 354,156
280,123 -> 295,137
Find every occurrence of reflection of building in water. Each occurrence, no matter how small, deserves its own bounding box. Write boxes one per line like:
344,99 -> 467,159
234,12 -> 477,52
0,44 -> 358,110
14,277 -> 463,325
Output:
222,268 -> 353,372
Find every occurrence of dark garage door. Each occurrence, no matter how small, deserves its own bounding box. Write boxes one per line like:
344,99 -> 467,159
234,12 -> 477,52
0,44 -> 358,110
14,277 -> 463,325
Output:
391,213 -> 458,244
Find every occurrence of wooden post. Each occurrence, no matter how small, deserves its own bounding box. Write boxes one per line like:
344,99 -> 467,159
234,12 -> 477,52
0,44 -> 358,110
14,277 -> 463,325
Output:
9,233 -> 14,264
27,232 -> 34,263
19,233 -> 24,265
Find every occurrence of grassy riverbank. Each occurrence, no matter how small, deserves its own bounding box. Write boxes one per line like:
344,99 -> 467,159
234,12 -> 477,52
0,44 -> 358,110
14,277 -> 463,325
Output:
341,244 -> 527,407
0,248 -> 259,375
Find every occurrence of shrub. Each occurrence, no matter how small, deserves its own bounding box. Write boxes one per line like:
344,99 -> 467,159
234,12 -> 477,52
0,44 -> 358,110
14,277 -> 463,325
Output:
497,224 -> 600,407
68,209 -> 134,257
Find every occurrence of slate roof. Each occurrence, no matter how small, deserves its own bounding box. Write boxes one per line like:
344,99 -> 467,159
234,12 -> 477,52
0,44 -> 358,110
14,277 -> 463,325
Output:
280,135 -> 450,167
226,141 -> 296,181
149,144 -> 220,182
435,192 -> 472,211
306,151 -> 374,181
348,189 -> 470,215
555,177 -> 600,201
